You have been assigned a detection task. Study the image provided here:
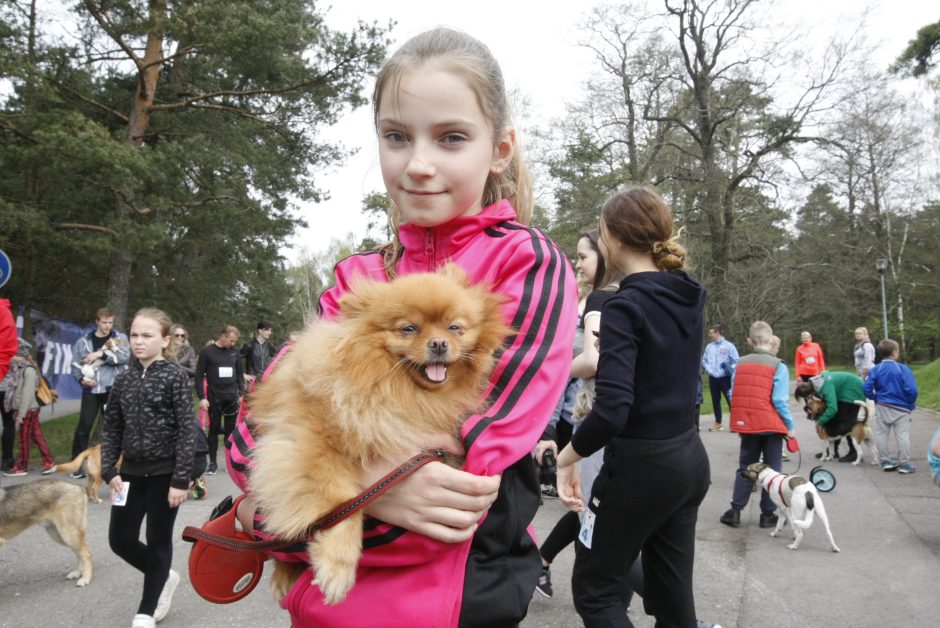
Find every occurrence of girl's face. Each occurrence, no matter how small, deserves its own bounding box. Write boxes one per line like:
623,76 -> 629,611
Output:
376,65 -> 514,228
130,316 -> 169,367
801,332 -> 811,343
575,236 -> 599,285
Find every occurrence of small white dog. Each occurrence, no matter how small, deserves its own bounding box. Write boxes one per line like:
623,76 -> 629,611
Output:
72,338 -> 120,381
744,462 -> 840,553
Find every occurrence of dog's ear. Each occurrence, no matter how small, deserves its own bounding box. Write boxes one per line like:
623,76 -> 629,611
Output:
339,275 -> 384,320
438,263 -> 470,287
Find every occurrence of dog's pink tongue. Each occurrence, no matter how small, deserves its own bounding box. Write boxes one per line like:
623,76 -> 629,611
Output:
426,363 -> 447,382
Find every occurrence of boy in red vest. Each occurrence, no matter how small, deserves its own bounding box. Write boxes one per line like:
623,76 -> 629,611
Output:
720,321 -> 795,528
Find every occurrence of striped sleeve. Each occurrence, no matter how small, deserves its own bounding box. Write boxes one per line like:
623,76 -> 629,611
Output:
461,227 -> 578,475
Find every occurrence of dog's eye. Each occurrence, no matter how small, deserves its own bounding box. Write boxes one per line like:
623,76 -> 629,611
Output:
401,325 -> 418,334
448,324 -> 462,332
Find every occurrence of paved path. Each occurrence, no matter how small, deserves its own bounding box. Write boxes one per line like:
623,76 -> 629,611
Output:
3,401 -> 939,627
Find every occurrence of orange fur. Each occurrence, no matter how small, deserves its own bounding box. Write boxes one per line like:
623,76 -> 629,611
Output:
247,264 -> 510,604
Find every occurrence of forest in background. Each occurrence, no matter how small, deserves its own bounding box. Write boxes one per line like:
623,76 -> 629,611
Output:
1,0 -> 938,364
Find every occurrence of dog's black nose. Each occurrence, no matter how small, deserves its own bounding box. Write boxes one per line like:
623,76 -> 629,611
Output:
428,338 -> 449,356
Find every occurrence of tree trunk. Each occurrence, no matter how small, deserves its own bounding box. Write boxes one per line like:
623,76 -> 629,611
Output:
106,0 -> 165,328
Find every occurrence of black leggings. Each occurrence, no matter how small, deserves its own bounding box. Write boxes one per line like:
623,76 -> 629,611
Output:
207,393 -> 239,464
573,428 -> 710,628
541,510 -> 641,608
72,390 -> 109,457
108,473 -> 179,616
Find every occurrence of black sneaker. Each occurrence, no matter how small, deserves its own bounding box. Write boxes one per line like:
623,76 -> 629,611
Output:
69,470 -> 86,480
535,565 -> 553,598
759,513 -> 779,528
206,462 -> 218,475
540,484 -> 559,499
719,508 -> 741,527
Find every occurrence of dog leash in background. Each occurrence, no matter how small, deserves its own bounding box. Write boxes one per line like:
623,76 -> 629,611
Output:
182,449 -> 446,551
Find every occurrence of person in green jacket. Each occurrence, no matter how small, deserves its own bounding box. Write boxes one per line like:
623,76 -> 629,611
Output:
795,370 -> 866,462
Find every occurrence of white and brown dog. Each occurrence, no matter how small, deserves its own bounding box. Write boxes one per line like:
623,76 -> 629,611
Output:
744,462 -> 840,553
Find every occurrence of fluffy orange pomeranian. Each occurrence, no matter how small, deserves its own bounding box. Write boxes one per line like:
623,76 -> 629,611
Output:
247,264 -> 510,604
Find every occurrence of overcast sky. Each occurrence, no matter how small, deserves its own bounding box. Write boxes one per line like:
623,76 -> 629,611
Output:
286,0 -> 938,259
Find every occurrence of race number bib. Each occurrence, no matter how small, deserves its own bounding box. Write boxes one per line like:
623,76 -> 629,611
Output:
578,501 -> 599,549
218,366 -> 234,378
806,357 -> 816,364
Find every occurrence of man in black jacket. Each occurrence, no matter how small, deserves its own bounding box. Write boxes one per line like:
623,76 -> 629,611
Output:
194,325 -> 244,475
240,321 -> 276,381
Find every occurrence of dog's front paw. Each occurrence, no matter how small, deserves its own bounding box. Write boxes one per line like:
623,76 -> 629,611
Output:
769,530 -> 779,538
312,560 -> 356,605
831,545 -> 841,553
787,543 -> 799,550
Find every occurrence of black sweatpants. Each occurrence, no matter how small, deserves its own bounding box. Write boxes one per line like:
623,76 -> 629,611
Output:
108,473 -> 179,616
573,427 -> 710,628
207,392 -> 239,464
72,390 -> 110,458
1,405 -> 14,468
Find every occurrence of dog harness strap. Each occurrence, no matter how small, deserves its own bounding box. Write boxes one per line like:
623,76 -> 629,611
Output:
769,473 -> 789,508
182,450 -> 446,551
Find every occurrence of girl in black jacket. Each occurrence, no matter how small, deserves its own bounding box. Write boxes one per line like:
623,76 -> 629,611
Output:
102,308 -> 197,628
556,187 -> 709,628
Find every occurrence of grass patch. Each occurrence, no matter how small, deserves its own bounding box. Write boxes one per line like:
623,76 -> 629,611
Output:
912,359 -> 940,412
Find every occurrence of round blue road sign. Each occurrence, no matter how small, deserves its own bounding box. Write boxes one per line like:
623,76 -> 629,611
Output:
0,249 -> 11,289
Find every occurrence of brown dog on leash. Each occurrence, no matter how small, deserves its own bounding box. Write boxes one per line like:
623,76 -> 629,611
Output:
795,389 -> 878,466
0,479 -> 94,585
56,445 -> 105,504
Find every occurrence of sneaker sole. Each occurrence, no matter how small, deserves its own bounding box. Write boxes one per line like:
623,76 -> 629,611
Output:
898,469 -> 915,474
534,586 -> 553,599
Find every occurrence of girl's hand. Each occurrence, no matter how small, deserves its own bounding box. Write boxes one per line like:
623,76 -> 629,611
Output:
109,475 -> 125,502
168,486 -> 188,509
556,462 -> 585,512
535,440 -> 558,464
362,460 -> 500,544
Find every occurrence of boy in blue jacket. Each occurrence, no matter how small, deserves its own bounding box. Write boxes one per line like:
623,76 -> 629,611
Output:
863,339 -> 918,473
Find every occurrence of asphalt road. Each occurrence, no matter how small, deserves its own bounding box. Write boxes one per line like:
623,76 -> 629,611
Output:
3,399 -> 939,627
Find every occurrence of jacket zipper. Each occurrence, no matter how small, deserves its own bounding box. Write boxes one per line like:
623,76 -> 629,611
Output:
424,230 -> 435,271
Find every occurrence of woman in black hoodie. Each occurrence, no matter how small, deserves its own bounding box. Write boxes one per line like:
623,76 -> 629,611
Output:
101,308 -> 197,628
556,186 -> 710,628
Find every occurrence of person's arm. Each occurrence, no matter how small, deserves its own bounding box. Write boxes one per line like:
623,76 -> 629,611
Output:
71,337 -> 88,383
816,345 -> 826,371
901,365 -> 918,406
194,349 -> 207,400
569,297 -> 642,457
570,311 -> 601,379
169,369 -> 195,508
729,341 -> 740,362
177,346 -> 196,378
794,347 -> 804,374
818,381 -> 838,425
0,302 -> 15,381
772,362 -> 794,431
235,349 -> 246,396
99,377 -> 125,483
863,370 -> 876,400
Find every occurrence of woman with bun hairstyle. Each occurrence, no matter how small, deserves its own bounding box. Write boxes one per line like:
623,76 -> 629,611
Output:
556,186 -> 710,627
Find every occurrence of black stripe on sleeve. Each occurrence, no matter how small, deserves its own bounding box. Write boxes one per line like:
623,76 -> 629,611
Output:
464,226 -> 568,449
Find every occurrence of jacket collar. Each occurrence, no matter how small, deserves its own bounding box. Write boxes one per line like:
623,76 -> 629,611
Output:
397,200 -> 517,263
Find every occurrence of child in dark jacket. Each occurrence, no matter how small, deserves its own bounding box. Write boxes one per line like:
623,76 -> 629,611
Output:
101,308 -> 196,628
863,339 -> 918,473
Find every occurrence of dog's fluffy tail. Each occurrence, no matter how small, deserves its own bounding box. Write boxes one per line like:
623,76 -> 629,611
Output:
56,448 -> 92,474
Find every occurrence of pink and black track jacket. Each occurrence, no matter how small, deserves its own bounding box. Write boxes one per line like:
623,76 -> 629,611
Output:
227,200 -> 577,627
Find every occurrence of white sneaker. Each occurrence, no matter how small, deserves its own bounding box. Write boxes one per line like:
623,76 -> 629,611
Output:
132,614 -> 156,628
153,569 -> 180,622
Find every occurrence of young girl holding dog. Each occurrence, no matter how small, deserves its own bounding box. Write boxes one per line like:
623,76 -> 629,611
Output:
101,308 -> 197,628
228,27 -> 577,627
555,187 -> 710,627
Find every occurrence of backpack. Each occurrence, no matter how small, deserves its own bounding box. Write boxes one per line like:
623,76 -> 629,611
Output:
35,370 -> 58,407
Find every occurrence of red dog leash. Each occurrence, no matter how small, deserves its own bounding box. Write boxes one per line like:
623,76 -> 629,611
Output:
182,449 -> 446,551
766,472 -> 790,508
